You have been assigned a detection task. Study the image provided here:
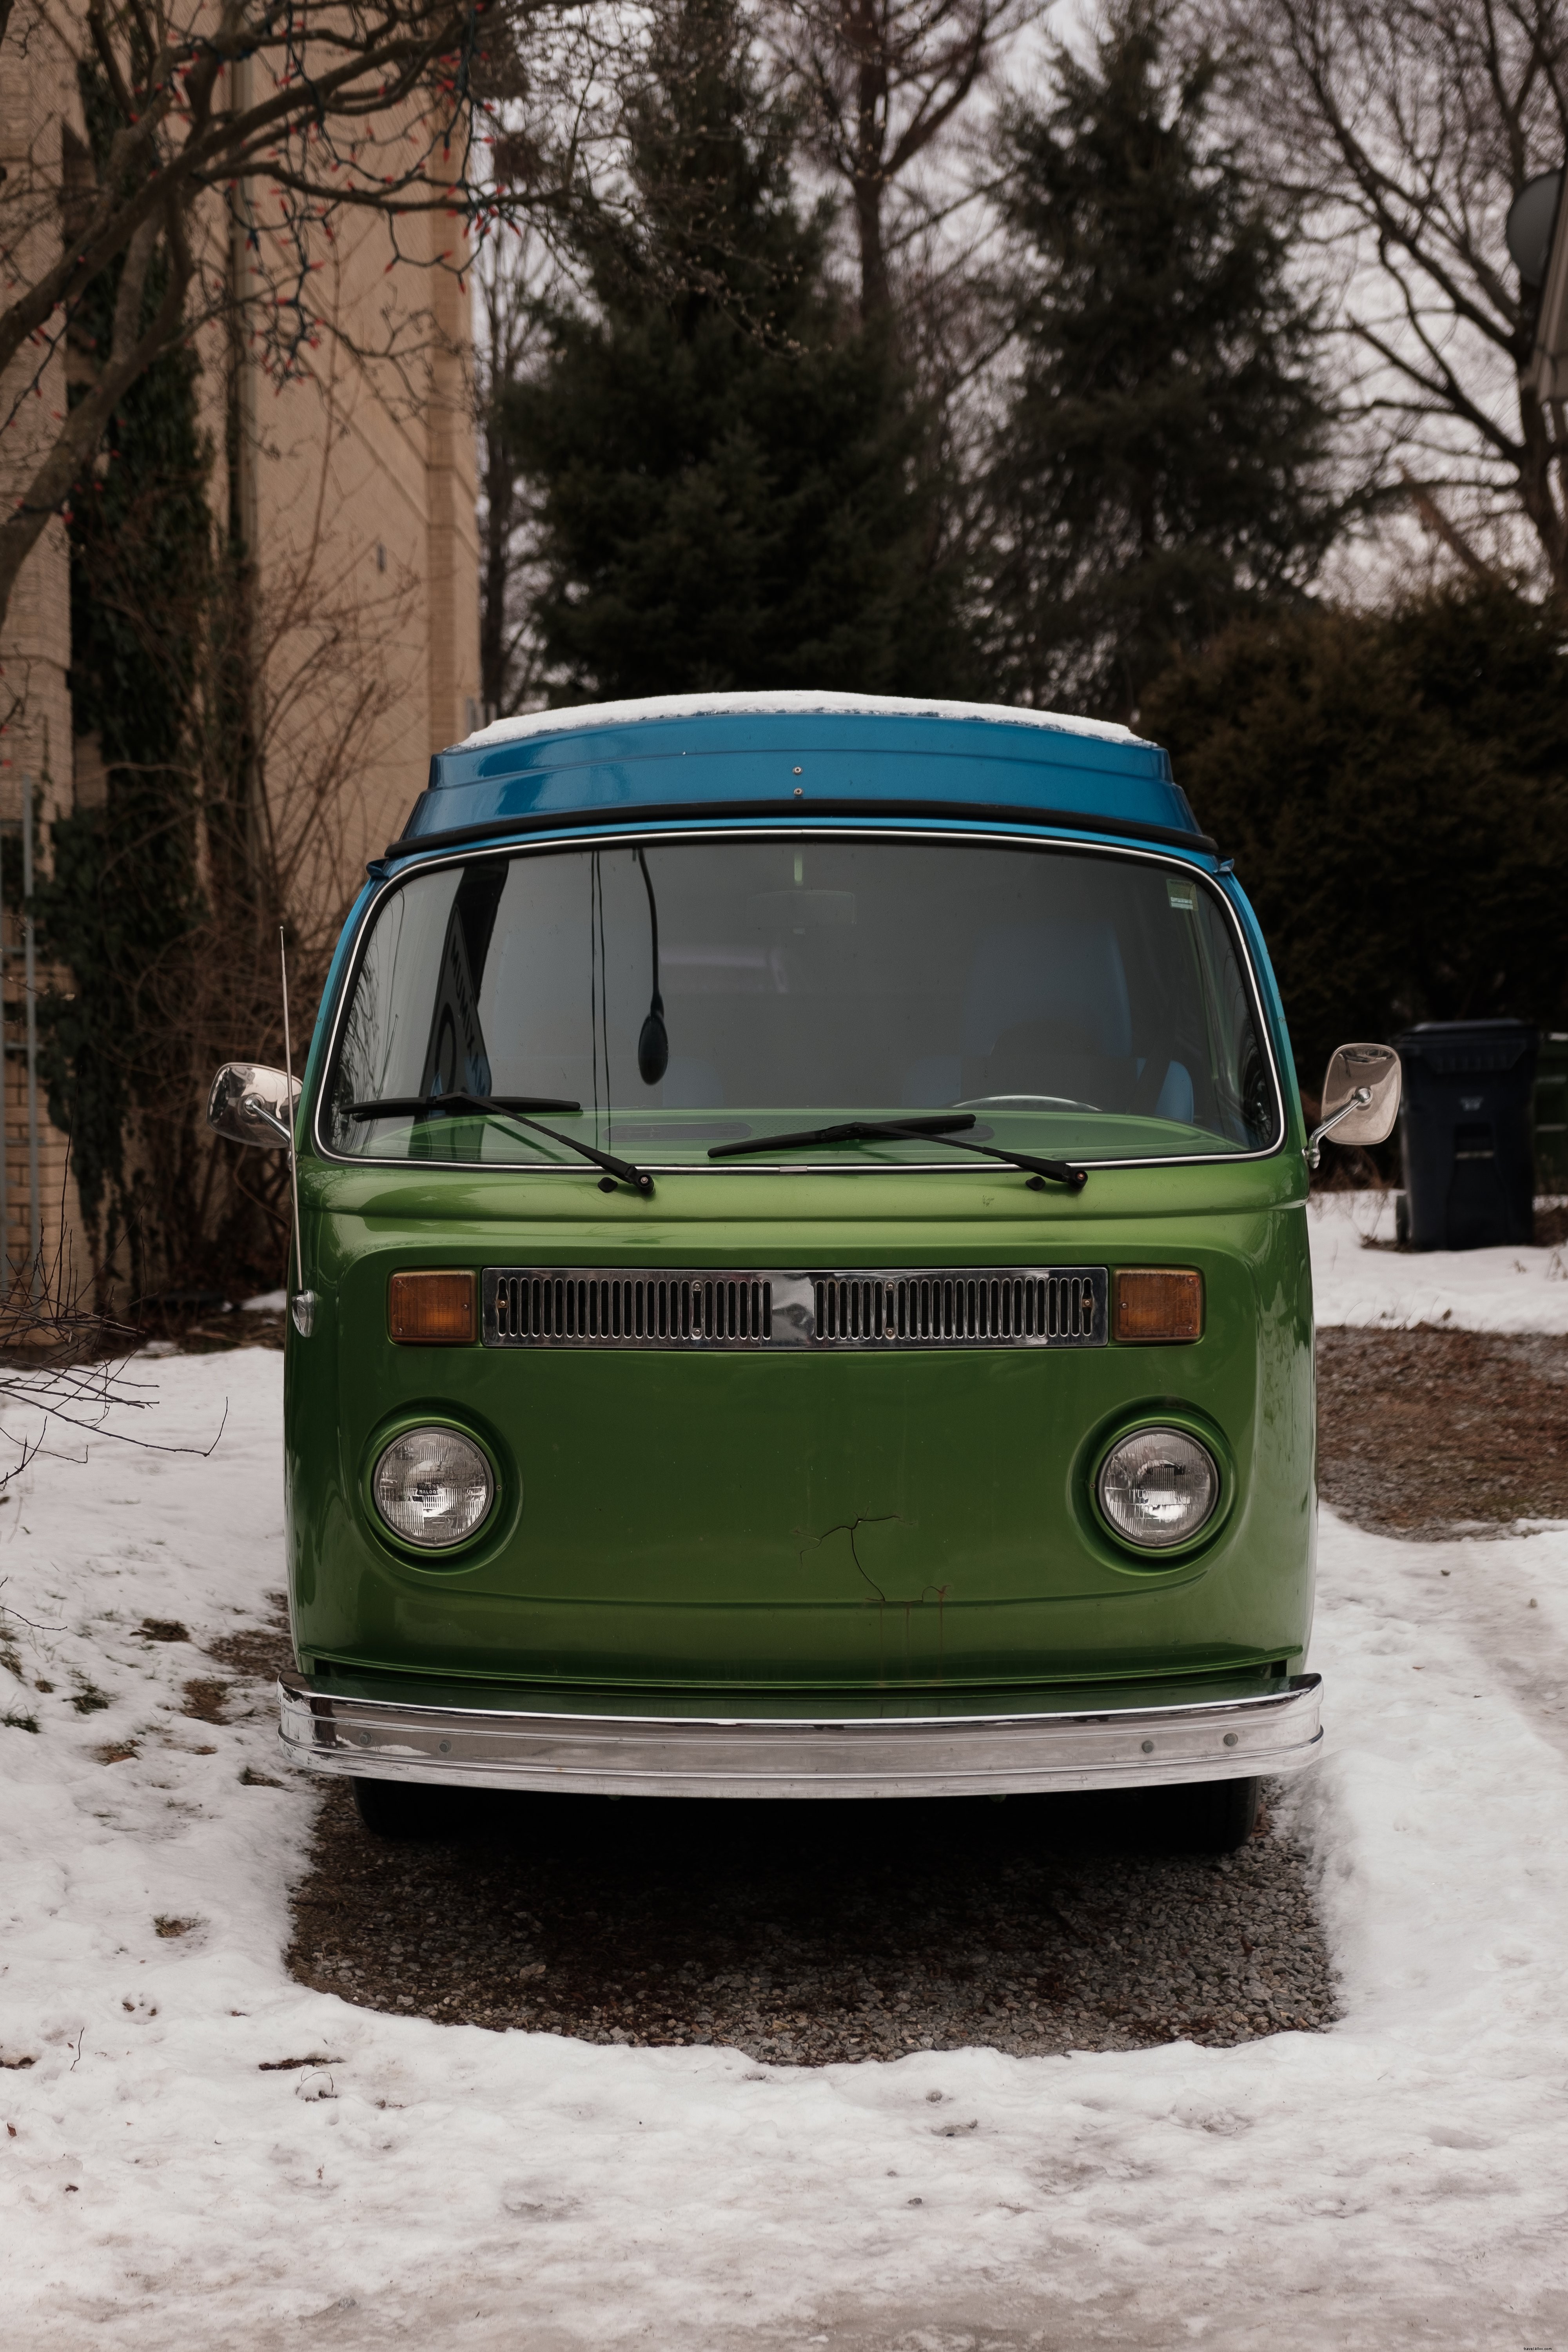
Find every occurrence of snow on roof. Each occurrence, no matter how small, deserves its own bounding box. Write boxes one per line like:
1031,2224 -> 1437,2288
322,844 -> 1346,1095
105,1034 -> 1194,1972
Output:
459,690 -> 1143,753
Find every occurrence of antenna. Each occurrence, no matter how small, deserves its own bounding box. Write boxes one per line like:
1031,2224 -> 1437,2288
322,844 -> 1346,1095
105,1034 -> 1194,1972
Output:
279,926 -> 303,1298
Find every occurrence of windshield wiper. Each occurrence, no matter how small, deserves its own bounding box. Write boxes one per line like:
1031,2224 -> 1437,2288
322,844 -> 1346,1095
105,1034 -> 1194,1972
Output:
349,1092 -> 654,1196
708,1114 -> 1086,1193
352,1093 -> 582,1117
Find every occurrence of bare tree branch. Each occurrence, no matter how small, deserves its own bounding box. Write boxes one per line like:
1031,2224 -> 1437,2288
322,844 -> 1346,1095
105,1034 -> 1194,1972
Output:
1219,0 -> 1568,581
768,0 -> 1020,319
0,0 -> 621,638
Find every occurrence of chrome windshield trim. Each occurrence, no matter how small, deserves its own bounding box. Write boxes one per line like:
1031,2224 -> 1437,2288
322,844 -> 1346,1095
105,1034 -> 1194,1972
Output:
277,1671 -> 1322,1800
310,824 -> 1287,1176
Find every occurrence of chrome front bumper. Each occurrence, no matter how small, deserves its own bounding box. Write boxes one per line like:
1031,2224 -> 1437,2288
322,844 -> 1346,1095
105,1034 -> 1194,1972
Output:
277,1671 -> 1322,1800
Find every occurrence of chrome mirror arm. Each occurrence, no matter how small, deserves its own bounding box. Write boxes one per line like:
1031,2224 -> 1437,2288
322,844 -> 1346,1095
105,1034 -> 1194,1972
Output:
248,1100 -> 293,1148
1305,1085 -> 1372,1170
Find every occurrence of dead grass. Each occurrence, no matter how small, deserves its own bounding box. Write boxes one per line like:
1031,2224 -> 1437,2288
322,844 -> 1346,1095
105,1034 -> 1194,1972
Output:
205,1603 -> 293,1683
180,1678 -> 232,1724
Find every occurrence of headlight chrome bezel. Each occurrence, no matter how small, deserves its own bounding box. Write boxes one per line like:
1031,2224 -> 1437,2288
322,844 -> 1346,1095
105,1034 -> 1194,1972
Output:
369,1422 -> 497,1553
1093,1421 -> 1224,1557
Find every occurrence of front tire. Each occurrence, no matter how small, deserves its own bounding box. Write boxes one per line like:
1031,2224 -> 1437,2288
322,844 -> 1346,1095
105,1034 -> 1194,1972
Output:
1176,1775 -> 1260,1853
351,1775 -> 446,1841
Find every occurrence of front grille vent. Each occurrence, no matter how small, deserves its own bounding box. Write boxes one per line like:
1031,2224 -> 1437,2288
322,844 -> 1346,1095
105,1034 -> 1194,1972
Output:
483,1266 -> 1106,1350
490,1271 -> 772,1347
815,1272 -> 1096,1344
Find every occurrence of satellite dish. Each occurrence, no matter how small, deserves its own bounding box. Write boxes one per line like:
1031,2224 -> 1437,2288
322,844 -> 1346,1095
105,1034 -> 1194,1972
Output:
1507,169 -> 1563,286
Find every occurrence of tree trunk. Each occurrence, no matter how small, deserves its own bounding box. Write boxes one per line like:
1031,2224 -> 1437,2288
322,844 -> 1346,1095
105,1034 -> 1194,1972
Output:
479,406 -> 518,720
851,22 -> 891,321
1515,387 -> 1568,593
853,165 -> 890,320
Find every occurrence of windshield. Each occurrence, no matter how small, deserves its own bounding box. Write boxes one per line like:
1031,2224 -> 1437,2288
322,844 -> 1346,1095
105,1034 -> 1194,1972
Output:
323,835 -> 1280,1167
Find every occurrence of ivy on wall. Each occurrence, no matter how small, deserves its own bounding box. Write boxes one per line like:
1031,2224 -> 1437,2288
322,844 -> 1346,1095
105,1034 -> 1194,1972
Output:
36,66 -> 211,1286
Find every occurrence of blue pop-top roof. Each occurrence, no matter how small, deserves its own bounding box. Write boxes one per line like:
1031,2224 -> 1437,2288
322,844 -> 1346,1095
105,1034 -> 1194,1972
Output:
391,692 -> 1207,855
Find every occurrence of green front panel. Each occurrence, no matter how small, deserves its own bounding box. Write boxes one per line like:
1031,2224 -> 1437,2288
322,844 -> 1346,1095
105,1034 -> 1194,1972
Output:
285,1156 -> 1316,1696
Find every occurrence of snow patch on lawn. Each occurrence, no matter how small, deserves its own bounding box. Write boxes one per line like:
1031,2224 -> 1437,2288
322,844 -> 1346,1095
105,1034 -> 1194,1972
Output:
2,1355 -> 1566,2348
1310,1186 -> 1568,1331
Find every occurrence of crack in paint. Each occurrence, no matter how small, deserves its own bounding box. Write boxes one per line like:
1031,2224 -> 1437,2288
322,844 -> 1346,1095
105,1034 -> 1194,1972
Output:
797,1513 -> 907,1604
795,1516 -> 952,1679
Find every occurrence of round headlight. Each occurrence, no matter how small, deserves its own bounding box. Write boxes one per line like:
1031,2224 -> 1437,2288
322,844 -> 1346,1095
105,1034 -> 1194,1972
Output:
1097,1426 -> 1219,1550
372,1426 -> 494,1549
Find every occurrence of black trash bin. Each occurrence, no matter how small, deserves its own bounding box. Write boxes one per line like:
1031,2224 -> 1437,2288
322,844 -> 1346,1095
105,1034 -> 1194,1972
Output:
1535,1030 -> 1568,1197
1392,1020 -> 1539,1250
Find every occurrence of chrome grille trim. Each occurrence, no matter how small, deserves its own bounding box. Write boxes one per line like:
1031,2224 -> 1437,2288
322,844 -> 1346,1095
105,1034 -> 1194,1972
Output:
487,1269 -> 774,1347
482,1266 -> 1107,1349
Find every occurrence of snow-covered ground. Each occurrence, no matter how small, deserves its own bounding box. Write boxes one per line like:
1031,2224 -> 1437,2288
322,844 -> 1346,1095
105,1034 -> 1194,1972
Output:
4,1352 -> 1568,2349
1310,1187 -> 1568,1332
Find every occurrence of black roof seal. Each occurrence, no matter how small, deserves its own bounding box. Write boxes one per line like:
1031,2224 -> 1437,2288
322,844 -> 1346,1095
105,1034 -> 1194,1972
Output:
378,796 -> 1219,867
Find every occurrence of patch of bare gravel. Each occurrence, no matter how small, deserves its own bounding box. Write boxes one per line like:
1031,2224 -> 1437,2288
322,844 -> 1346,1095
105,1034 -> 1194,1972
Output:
286,1783 -> 1335,2061
1317,1326 -> 1568,1539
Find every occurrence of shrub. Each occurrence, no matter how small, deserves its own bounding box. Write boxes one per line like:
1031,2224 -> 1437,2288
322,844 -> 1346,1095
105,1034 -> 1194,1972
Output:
1142,584 -> 1568,1085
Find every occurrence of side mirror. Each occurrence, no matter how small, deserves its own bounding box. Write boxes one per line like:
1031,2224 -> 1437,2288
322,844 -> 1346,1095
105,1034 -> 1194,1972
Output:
207,1062 -> 301,1151
1306,1043 -> 1401,1168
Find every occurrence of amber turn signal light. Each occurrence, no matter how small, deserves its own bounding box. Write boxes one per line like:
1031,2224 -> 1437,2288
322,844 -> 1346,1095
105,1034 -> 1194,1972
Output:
388,1270 -> 476,1345
1114,1268 -> 1203,1344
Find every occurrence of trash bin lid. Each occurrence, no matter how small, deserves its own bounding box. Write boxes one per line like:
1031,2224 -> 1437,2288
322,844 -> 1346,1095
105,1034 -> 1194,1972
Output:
1392,1018 -> 1538,1074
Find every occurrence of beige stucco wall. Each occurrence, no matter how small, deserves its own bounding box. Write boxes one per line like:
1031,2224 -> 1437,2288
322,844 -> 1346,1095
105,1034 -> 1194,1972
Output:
225,181 -> 481,911
0,9 -> 481,1297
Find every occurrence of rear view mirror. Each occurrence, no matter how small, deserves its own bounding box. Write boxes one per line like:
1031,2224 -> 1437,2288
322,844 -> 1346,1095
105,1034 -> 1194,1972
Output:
207,1062 -> 301,1151
1307,1043 -> 1401,1168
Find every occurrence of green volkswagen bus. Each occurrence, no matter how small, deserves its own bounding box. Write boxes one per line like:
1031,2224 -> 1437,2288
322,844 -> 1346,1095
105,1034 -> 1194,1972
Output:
210,693 -> 1397,1849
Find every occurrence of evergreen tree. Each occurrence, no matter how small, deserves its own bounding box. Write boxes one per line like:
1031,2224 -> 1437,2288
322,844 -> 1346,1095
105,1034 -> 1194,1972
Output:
501,0 -> 965,701
983,0 -> 1339,721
